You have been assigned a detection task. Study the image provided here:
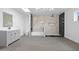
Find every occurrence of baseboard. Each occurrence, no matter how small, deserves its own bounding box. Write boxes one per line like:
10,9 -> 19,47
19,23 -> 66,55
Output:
8,39 -> 20,46
45,35 -> 61,37
64,37 -> 79,44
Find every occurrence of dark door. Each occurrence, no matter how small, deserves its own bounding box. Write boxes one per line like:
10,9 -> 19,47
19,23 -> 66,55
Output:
59,13 -> 64,37
30,14 -> 32,32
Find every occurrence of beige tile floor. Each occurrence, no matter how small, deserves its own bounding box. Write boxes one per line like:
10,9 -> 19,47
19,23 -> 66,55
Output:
0,36 -> 79,51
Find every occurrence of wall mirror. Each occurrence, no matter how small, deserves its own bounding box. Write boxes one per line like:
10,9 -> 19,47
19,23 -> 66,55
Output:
3,12 -> 13,27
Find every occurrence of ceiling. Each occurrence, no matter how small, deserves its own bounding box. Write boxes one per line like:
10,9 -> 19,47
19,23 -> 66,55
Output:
29,8 -> 67,16
14,8 -> 67,16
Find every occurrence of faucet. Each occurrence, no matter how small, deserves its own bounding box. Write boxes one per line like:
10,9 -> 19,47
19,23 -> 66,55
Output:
8,26 -> 11,29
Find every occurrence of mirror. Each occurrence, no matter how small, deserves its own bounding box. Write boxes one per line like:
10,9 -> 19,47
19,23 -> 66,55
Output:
3,12 -> 13,28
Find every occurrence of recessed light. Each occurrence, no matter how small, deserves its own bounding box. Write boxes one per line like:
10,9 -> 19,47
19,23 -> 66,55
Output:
22,8 -> 30,12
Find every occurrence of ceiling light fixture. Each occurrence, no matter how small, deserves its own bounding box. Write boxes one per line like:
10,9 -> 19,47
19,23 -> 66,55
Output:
22,8 -> 30,12
35,8 -> 54,11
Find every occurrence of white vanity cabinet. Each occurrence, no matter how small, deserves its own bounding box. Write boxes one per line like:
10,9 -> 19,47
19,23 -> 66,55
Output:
0,29 -> 20,46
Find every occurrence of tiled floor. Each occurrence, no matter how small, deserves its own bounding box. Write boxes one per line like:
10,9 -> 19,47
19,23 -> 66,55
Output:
0,36 -> 79,51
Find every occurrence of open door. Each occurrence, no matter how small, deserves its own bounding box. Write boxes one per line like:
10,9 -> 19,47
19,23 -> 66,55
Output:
59,13 -> 64,37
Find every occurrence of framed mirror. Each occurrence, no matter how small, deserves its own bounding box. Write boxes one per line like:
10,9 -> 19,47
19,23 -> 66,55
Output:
3,12 -> 13,27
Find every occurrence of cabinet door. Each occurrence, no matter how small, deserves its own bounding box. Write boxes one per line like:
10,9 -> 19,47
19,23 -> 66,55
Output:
7,31 -> 13,44
12,30 -> 20,42
13,30 -> 20,41
16,30 -> 20,39
11,31 -> 16,42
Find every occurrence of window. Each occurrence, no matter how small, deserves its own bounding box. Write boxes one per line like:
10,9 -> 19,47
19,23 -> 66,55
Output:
74,10 -> 79,22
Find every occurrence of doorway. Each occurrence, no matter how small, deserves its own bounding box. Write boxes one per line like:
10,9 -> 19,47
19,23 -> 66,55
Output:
59,13 -> 65,37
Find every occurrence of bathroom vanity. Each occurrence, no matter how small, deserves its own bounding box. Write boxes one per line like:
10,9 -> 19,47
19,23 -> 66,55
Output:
0,29 -> 20,46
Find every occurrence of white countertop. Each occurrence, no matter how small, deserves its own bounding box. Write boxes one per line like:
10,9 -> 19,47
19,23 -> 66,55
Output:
0,28 -> 20,31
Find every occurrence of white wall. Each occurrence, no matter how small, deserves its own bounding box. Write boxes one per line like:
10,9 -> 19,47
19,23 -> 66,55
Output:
65,8 -> 79,43
24,14 -> 31,35
0,8 -> 26,36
